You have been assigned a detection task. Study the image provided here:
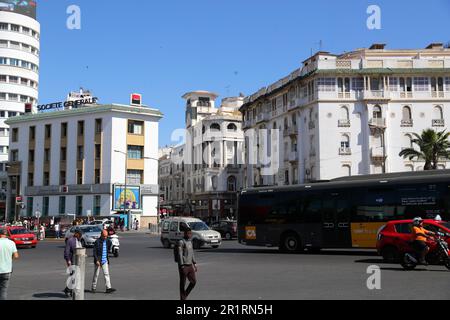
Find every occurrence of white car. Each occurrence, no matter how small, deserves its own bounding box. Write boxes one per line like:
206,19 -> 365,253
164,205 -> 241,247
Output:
65,225 -> 102,247
161,217 -> 222,249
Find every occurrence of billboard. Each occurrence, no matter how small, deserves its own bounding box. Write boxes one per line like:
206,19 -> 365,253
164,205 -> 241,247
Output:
113,185 -> 141,211
0,1 -> 37,19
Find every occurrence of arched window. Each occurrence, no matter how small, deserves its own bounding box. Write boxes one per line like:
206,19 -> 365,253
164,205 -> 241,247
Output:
291,113 -> 297,126
340,106 -> 349,120
284,118 -> 288,130
402,106 -> 412,120
227,176 -> 236,192
341,134 -> 350,149
433,106 -> 443,120
227,123 -> 237,131
210,123 -> 221,132
211,176 -> 218,190
373,105 -> 382,119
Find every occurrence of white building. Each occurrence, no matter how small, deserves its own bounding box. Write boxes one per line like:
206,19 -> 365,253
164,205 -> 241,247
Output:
159,92 -> 245,220
5,99 -> 162,227
0,8 -> 40,219
240,43 -> 450,187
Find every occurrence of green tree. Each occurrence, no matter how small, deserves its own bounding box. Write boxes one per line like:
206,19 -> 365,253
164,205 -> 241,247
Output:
399,129 -> 450,170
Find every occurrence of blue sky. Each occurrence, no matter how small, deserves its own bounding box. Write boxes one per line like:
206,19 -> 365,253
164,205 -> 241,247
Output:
36,0 -> 450,147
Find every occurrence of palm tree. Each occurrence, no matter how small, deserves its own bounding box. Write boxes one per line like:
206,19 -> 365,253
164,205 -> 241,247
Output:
399,129 -> 450,170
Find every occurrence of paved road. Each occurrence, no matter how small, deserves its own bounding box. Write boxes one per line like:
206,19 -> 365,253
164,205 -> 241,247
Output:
6,233 -> 450,300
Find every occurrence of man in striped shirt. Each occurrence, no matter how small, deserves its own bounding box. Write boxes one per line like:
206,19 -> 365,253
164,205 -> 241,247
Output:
92,230 -> 116,294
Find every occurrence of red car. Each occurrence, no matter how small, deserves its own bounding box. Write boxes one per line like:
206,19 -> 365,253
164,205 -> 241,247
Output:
1,226 -> 38,248
377,219 -> 450,262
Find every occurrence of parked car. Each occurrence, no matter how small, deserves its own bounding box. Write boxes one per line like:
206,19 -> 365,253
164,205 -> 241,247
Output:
64,225 -> 102,248
89,219 -> 113,229
161,217 -> 222,249
0,226 -> 37,248
210,220 -> 237,240
377,219 -> 450,262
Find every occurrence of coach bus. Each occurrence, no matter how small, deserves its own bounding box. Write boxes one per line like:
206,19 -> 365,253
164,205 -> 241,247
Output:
237,170 -> 450,253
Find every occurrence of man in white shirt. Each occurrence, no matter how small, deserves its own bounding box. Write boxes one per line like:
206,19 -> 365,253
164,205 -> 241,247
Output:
0,228 -> 19,300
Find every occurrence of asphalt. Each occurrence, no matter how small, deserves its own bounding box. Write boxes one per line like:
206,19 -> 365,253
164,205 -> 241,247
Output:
6,233 -> 450,300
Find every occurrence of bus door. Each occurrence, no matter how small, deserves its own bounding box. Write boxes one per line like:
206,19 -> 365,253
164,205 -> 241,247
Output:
322,193 -> 352,248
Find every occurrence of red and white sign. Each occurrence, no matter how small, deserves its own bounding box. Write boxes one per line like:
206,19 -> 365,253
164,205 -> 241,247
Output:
130,93 -> 142,105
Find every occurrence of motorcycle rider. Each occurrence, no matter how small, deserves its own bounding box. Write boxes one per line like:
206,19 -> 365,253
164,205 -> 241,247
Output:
412,217 -> 435,265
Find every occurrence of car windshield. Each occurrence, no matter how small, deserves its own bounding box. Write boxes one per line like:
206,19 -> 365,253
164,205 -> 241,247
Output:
188,222 -> 210,231
10,228 -> 29,235
80,226 -> 102,233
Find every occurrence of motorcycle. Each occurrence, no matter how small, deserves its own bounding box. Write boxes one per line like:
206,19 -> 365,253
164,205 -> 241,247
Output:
109,234 -> 120,258
401,232 -> 450,271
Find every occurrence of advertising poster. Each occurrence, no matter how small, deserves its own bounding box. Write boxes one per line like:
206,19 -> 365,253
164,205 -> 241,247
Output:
113,185 -> 141,211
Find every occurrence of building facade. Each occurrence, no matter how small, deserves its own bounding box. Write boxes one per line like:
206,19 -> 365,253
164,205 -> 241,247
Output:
5,101 -> 162,227
0,9 -> 40,219
240,43 -> 450,187
159,92 -> 245,220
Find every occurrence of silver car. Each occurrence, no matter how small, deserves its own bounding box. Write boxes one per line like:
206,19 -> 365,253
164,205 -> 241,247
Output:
65,225 -> 102,247
161,217 -> 222,249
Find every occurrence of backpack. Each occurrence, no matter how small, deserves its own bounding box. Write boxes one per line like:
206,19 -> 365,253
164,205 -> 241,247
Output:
174,239 -> 186,263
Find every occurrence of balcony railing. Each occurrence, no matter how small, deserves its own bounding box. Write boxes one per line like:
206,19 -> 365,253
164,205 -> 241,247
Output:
371,148 -> 386,159
432,119 -> 445,127
401,119 -> 414,127
431,91 -> 445,98
338,119 -> 351,128
369,118 -> 386,128
363,90 -> 390,100
339,147 -> 352,155
284,126 -> 299,137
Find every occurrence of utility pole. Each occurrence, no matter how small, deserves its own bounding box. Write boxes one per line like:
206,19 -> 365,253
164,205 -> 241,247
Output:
73,247 -> 86,300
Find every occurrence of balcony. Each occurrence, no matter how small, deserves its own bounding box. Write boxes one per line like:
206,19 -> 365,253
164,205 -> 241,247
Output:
369,118 -> 386,128
363,90 -> 391,101
371,148 -> 386,161
431,91 -> 445,99
256,113 -> 270,124
400,119 -> 414,127
339,147 -> 352,156
432,119 -> 445,127
338,119 -> 351,128
288,152 -> 299,163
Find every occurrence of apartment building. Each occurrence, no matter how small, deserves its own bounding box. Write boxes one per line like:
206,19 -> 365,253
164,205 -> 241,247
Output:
240,43 -> 450,187
5,99 -> 162,227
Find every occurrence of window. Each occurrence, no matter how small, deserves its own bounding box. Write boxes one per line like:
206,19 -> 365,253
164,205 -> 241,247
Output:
11,150 -> 18,162
59,197 -> 66,215
8,111 -> 16,117
10,24 -> 19,32
210,123 -> 221,132
11,128 -> 18,142
77,170 -> 83,185
227,123 -> 237,131
127,170 -> 143,185
77,146 -> 84,161
95,119 -> 102,133
43,197 -> 49,217
128,120 -> 143,135
0,58 -> 6,65
8,93 -> 18,101
44,148 -> 50,162
9,76 -> 18,83
76,196 -> 83,216
94,169 -> 101,184
78,121 -> 84,136
29,126 -> 35,140
340,106 -> 349,120
60,171 -> 66,185
94,196 -> 101,216
95,144 -> 102,159
433,106 -> 443,120
402,106 -> 412,121
0,128 -> 8,137
414,77 -> 429,92
29,150 -> 34,163
9,59 -> 19,67
388,77 -> 398,91
61,123 -> 67,138
0,146 -> 8,154
373,105 -> 382,119
28,173 -> 34,186
342,165 -> 352,177
445,77 -> 450,91
227,176 -> 237,192
0,93 -> 5,100
60,147 -> 67,161
0,23 -> 7,30
43,172 -> 50,186
45,125 -> 51,139
341,134 -> 350,149
0,75 -> 6,82
337,78 -> 351,93
26,197 -> 33,217
127,145 -> 143,159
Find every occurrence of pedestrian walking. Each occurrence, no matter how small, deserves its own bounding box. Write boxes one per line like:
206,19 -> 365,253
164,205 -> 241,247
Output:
39,224 -> 45,241
91,230 -> 116,294
54,223 -> 60,239
63,228 -> 82,297
135,219 -> 139,231
0,228 -> 19,300
176,227 -> 198,301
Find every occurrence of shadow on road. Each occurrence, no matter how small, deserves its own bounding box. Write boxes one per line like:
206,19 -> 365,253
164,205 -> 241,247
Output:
32,292 -> 68,299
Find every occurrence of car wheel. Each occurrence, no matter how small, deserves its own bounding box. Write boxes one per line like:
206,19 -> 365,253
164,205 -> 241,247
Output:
193,239 -> 201,250
225,232 -> 232,240
162,239 -> 171,249
280,232 -> 302,253
381,246 -> 399,263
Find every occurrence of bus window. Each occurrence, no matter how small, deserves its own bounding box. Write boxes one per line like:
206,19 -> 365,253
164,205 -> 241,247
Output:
354,187 -> 397,222
301,195 -> 322,223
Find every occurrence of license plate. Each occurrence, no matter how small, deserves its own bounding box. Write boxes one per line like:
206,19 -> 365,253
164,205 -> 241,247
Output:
23,241 -> 32,245
211,240 -> 219,243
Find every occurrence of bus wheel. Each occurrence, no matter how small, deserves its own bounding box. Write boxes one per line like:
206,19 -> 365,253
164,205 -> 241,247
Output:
280,233 -> 302,253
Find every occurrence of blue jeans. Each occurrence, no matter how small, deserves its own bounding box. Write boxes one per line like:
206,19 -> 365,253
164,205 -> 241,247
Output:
0,273 -> 11,300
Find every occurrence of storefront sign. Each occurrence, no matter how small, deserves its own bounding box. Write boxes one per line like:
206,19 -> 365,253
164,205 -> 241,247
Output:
37,97 -> 98,112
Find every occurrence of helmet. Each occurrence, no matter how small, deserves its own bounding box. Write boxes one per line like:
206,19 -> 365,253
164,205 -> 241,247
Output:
413,217 -> 423,226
